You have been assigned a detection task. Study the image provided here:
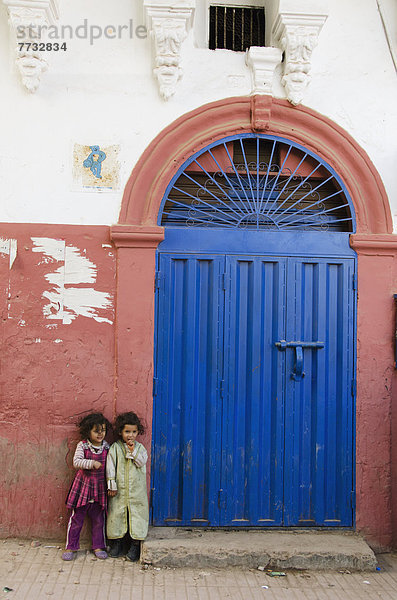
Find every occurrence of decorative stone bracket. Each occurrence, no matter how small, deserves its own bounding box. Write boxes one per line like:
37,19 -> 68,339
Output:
3,0 -> 59,93
245,46 -> 282,96
272,10 -> 328,105
143,0 -> 195,100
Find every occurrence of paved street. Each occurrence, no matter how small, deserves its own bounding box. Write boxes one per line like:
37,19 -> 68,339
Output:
1,539 -> 397,599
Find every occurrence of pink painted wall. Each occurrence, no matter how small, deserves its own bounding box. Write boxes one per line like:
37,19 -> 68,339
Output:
351,236 -> 397,550
110,226 -> 164,474
0,224 -> 116,539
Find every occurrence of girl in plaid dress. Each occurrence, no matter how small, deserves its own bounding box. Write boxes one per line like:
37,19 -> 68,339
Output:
62,413 -> 111,561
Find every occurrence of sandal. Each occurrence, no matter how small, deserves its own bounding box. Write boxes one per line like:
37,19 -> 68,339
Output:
61,551 -> 76,561
94,549 -> 108,559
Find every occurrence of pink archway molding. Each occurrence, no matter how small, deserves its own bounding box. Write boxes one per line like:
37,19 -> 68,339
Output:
116,96 -> 391,233
111,96 -> 397,550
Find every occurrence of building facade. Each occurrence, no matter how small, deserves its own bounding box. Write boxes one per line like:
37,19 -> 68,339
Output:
0,0 -> 397,550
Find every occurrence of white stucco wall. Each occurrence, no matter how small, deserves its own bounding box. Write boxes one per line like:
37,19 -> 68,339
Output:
0,0 -> 396,228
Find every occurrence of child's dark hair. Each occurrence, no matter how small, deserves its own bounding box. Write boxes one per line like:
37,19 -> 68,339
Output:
114,411 -> 145,437
77,412 -> 111,439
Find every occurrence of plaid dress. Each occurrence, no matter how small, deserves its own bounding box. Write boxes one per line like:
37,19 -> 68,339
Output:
66,440 -> 109,510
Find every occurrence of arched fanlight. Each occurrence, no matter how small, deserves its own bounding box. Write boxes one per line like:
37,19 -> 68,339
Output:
159,134 -> 355,232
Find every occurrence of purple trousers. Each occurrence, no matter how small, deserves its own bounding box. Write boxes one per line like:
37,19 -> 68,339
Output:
65,502 -> 106,551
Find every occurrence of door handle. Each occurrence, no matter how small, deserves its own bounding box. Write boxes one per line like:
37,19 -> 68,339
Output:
275,340 -> 325,382
292,345 -> 304,380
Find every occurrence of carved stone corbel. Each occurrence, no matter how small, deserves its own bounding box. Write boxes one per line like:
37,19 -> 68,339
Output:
245,46 -> 282,96
143,1 -> 195,100
3,0 -> 59,93
272,11 -> 327,105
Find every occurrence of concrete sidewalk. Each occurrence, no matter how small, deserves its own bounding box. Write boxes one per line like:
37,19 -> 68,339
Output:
1,538 -> 397,600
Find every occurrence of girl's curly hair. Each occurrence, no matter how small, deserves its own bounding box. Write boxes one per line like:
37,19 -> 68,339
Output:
77,412 -> 111,439
114,411 -> 145,437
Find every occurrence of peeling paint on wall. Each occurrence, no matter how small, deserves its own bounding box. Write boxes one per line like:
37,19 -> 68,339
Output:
1,238 -> 18,322
31,237 -> 113,325
0,238 -> 17,268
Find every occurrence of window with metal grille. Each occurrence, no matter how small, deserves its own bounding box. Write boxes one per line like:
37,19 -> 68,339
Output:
159,135 -> 355,232
209,5 -> 266,51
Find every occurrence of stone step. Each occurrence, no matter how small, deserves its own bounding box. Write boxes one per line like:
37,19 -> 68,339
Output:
141,529 -> 377,571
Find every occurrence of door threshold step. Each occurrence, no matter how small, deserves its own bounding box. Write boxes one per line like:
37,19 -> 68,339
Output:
141,529 -> 376,571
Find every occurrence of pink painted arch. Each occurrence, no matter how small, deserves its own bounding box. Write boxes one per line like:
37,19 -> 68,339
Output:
117,96 -> 391,234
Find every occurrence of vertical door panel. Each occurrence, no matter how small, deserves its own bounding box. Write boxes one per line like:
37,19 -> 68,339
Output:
152,254 -> 223,525
222,256 -> 286,525
283,258 -> 354,526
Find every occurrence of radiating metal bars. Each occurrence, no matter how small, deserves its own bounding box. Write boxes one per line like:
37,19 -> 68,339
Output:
161,136 -> 354,232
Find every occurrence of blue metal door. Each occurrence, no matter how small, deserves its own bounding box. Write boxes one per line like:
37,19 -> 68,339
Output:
152,249 -> 355,527
152,254 -> 223,525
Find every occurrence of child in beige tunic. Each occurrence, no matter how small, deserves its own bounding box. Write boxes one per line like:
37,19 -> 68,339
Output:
106,411 -> 149,562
